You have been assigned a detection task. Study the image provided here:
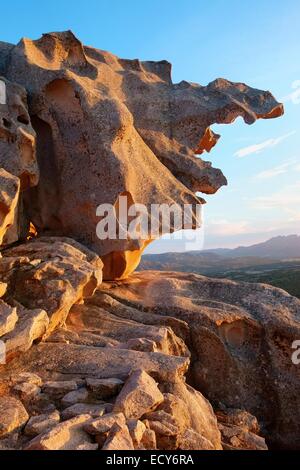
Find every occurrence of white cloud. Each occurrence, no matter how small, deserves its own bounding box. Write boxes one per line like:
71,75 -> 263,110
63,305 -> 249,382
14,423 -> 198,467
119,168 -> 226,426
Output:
206,209 -> 300,242
234,131 -> 296,158
207,219 -> 252,236
281,80 -> 300,105
255,160 -> 296,179
251,181 -> 300,211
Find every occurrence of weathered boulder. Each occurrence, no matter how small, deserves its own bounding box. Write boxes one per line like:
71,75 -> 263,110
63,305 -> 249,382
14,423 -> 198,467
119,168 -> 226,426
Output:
144,412 -> 180,450
0,396 -> 29,437
160,380 -> 221,450
156,393 -> 191,433
24,414 -> 92,450
42,380 -> 79,399
0,78 -> 37,190
62,403 -> 107,420
13,372 -> 42,386
179,428 -> 215,450
0,31 -> 283,279
102,423 -> 134,450
127,419 -> 146,447
0,76 -> 38,244
0,299 -> 18,337
216,407 -> 260,434
87,290 -> 189,342
216,407 -> 267,450
84,412 -> 126,436
0,237 -> 103,333
139,428 -> 157,450
102,271 -> 300,448
86,377 -> 123,399
13,381 -> 41,401
218,423 -> 267,450
4,341 -> 189,384
1,305 -> 49,358
113,369 -> 164,419
61,387 -> 89,407
24,410 -> 60,437
67,300 -> 188,357
0,168 -> 20,245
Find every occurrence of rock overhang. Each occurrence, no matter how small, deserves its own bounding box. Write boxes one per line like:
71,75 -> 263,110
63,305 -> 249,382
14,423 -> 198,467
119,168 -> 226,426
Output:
0,30 -> 284,279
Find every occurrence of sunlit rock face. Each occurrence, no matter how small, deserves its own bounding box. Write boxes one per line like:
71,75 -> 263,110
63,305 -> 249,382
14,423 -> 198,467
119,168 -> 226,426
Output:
1,31 -> 283,279
0,168 -> 20,245
0,77 -> 37,190
0,76 -> 38,243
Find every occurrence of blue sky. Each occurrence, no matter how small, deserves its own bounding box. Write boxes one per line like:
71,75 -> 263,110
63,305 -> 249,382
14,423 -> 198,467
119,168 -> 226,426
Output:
2,0 -> 300,250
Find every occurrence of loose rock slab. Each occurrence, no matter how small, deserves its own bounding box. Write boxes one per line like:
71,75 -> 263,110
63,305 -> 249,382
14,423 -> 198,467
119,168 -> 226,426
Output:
113,369 -> 164,419
102,423 -> 134,450
6,342 -> 189,384
1,31 -> 283,279
0,396 -> 29,437
24,410 -> 60,437
86,377 -> 123,399
0,168 -> 20,245
103,270 -> 300,448
24,414 -> 92,450
0,237 -> 103,333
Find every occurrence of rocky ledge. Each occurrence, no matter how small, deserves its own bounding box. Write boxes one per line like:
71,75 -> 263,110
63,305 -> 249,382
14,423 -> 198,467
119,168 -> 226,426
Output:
0,241 -> 299,450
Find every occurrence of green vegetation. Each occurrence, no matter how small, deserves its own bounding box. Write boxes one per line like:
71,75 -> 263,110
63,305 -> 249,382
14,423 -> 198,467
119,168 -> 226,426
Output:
140,255 -> 300,299
217,267 -> 300,299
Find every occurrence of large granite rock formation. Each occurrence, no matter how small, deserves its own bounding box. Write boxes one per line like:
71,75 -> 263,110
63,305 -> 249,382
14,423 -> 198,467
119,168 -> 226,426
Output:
0,31 -> 283,279
1,31 -> 297,452
0,76 -> 38,245
0,168 -> 20,245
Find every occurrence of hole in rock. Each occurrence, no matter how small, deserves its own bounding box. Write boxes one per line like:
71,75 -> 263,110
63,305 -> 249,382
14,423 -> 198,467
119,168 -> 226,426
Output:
17,114 -> 30,125
2,117 -> 11,128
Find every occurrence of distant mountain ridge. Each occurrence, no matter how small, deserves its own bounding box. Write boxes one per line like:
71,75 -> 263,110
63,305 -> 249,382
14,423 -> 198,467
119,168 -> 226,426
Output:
142,235 -> 300,262
203,234 -> 300,259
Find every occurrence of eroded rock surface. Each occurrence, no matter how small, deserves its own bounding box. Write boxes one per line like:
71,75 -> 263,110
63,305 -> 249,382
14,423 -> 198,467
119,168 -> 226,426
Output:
0,396 -> 29,438
113,369 -> 164,419
0,237 -> 103,335
0,31 -> 294,452
0,31 -> 283,279
0,257 -> 298,450
0,169 -> 20,245
24,414 -> 92,450
0,77 -> 37,189
101,271 -> 300,449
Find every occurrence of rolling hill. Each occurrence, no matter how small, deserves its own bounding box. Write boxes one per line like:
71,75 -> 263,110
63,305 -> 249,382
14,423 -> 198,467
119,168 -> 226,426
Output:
139,235 -> 300,298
